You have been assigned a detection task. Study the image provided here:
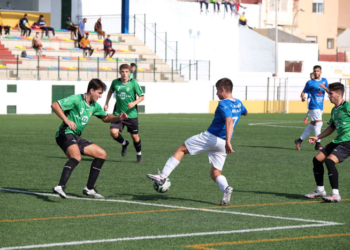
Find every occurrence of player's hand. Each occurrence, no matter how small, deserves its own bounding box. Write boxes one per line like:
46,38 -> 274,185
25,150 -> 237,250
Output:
118,113 -> 128,120
65,120 -> 77,131
104,104 -> 108,111
225,142 -> 234,154
127,102 -> 135,109
301,96 -> 306,102
319,83 -> 326,90
309,136 -> 318,144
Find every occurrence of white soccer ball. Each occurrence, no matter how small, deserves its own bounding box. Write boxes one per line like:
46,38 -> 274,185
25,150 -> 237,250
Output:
153,178 -> 171,193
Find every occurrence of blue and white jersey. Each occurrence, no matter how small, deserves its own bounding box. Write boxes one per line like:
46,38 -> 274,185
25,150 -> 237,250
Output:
207,98 -> 247,140
303,78 -> 328,110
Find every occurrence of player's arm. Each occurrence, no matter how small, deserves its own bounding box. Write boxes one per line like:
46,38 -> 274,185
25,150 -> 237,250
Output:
309,126 -> 335,144
127,95 -> 144,109
319,83 -> 329,93
104,90 -> 113,111
51,101 -> 77,130
300,92 -> 307,102
225,117 -> 234,154
101,113 -> 128,123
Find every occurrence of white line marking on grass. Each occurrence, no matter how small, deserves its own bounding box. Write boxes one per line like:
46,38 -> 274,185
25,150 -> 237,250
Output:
0,188 -> 341,225
248,121 -> 306,129
0,223 -> 342,250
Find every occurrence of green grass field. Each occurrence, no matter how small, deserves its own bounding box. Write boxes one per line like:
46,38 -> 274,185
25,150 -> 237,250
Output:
1,113 -> 349,250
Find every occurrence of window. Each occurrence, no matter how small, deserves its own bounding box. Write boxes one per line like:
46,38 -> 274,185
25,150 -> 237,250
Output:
313,0 -> 324,13
7,84 -> 17,93
327,38 -> 334,49
306,36 -> 317,43
7,105 -> 16,114
285,61 -> 303,73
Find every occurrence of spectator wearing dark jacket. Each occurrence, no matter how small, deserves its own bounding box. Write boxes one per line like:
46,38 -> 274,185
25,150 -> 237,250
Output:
18,13 -> 31,37
103,34 -> 115,58
37,15 -> 56,38
66,16 -> 78,37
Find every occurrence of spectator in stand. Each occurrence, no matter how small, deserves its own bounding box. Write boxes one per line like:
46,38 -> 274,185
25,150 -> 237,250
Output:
94,18 -> 105,39
0,12 -> 10,38
32,31 -> 43,56
3,1 -> 13,10
232,0 -> 246,14
239,12 -> 247,26
103,34 -> 115,58
18,13 -> 31,37
222,0 -> 233,12
129,63 -> 137,79
66,16 -> 78,38
210,0 -> 220,12
78,18 -> 88,45
37,15 -> 56,38
79,33 -> 94,57
198,0 -> 209,13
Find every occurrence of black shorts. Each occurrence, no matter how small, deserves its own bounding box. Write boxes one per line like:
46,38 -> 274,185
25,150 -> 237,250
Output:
110,117 -> 139,134
321,141 -> 350,163
56,134 -> 93,155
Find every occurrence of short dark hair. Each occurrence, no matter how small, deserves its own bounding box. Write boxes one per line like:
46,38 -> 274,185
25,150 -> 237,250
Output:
24,13 -> 27,16
119,64 -> 130,71
216,78 -> 233,93
40,15 -> 43,18
313,65 -> 322,70
328,82 -> 344,96
87,78 -> 106,92
130,63 -> 137,67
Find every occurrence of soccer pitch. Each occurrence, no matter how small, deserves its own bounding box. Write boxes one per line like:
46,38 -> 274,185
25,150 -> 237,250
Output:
1,114 -> 349,249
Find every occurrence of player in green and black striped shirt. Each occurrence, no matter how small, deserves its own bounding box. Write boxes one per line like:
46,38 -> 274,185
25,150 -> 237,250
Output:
104,64 -> 145,163
306,82 -> 350,202
52,78 -> 128,199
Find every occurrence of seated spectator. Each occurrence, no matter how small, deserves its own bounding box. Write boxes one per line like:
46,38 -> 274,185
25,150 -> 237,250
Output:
129,63 -> 137,79
94,18 -> 105,39
18,13 -> 31,37
239,12 -> 247,26
103,34 -> 115,58
79,33 -> 94,57
221,0 -> 233,12
198,0 -> 209,13
37,15 -> 56,38
78,18 -> 88,44
66,16 -> 78,38
0,12 -> 10,38
3,1 -> 13,10
232,0 -> 246,14
210,0 -> 220,12
32,31 -> 43,56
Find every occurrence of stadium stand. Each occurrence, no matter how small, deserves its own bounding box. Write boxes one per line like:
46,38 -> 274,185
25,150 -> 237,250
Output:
0,28 -> 185,82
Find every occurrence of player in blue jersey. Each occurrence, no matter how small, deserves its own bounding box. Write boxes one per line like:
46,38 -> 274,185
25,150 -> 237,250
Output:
295,65 -> 328,150
304,72 -> 315,124
147,78 -> 248,205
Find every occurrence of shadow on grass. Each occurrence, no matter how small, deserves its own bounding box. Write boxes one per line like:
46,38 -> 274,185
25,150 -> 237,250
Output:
0,187 -> 86,202
234,189 -> 307,200
106,192 -> 218,206
239,145 -> 304,151
45,156 -> 133,163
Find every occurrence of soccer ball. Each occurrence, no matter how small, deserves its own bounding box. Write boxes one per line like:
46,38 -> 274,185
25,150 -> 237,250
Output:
153,178 -> 171,193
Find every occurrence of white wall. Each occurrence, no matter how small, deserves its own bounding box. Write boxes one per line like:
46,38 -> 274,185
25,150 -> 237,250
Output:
50,0 -> 61,29
38,0 -> 50,12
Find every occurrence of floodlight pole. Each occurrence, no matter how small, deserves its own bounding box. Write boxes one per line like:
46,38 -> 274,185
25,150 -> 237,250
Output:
274,0 -> 278,77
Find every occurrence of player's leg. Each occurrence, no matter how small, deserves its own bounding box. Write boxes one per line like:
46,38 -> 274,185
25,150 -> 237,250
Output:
53,135 -> 82,198
130,133 -> 142,163
82,144 -> 107,198
147,143 -> 188,184
295,110 -> 317,150
110,122 -> 129,157
210,165 -> 232,206
305,150 -> 327,199
127,118 -> 142,162
304,110 -> 309,124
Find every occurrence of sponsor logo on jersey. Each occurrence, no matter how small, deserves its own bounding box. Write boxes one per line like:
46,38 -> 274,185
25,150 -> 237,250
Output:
117,92 -> 132,100
126,87 -> 130,92
338,113 -> 342,119
75,115 -> 89,125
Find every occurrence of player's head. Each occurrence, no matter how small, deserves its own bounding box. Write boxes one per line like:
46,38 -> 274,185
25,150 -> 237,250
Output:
216,78 -> 233,100
119,64 -> 130,79
87,78 -> 107,101
313,65 -> 322,79
130,63 -> 137,73
328,82 -> 344,104
310,72 -> 314,79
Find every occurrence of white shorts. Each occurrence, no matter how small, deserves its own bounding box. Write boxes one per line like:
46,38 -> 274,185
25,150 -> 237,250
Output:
184,131 -> 227,171
309,109 -> 323,121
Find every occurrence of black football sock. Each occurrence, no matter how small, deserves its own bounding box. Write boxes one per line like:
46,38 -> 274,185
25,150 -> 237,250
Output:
312,157 -> 324,186
133,139 -> 141,153
325,159 -> 339,189
114,133 -> 124,144
87,158 -> 105,189
58,158 -> 79,187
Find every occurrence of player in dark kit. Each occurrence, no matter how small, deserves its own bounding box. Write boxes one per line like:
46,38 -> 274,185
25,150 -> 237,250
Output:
306,82 -> 350,202
52,79 -> 128,199
104,64 -> 145,163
